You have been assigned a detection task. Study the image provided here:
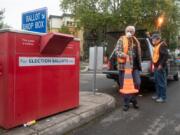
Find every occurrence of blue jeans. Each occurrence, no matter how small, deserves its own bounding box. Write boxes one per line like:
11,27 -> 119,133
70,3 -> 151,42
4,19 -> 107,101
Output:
119,69 -> 141,106
154,68 -> 167,100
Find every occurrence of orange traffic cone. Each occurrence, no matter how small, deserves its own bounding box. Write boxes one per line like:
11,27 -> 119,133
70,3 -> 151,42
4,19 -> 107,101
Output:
119,56 -> 139,94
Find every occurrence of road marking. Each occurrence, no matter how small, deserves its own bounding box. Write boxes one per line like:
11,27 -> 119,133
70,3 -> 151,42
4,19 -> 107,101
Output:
81,80 -> 89,83
175,124 -> 180,133
143,115 -> 166,135
100,109 -> 140,127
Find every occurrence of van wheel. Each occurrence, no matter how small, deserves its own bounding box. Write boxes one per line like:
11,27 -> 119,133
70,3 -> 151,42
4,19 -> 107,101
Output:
174,72 -> 179,81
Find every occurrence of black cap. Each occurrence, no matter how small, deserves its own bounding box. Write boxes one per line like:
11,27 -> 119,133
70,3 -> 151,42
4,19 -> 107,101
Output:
151,33 -> 161,40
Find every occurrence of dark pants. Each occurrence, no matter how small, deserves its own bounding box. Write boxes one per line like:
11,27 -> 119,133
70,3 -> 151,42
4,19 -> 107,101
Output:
119,69 -> 141,106
123,94 -> 137,106
154,68 -> 167,100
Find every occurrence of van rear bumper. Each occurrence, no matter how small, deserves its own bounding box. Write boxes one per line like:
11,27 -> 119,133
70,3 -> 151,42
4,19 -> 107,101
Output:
103,70 -> 155,82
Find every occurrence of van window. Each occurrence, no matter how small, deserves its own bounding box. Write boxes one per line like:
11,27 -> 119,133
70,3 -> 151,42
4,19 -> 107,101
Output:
139,39 -> 151,61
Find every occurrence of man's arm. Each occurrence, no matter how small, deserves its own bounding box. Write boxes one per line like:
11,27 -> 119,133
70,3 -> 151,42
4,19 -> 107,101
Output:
159,43 -> 168,68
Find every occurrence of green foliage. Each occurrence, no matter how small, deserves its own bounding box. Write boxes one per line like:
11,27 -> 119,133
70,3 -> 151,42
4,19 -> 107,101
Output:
0,9 -> 5,29
0,9 -> 11,29
60,0 -> 180,45
0,23 -> 3,29
59,25 -> 71,34
61,0 -> 120,30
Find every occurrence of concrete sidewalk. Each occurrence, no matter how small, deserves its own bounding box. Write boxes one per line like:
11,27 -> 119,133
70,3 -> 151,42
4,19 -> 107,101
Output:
0,92 -> 116,135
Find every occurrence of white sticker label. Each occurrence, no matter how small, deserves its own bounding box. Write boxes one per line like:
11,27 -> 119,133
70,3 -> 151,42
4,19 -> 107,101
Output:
19,57 -> 75,67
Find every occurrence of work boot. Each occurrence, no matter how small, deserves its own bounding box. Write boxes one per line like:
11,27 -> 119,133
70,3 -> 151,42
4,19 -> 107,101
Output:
131,99 -> 139,109
152,95 -> 158,100
132,100 -> 139,109
123,105 -> 129,111
133,103 -> 139,109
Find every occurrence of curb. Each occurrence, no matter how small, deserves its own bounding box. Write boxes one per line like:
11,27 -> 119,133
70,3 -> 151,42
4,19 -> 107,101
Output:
1,92 -> 116,135
38,93 -> 116,135
80,66 -> 89,73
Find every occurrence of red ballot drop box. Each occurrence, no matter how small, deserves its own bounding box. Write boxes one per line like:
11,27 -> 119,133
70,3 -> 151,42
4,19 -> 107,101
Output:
0,29 -> 80,129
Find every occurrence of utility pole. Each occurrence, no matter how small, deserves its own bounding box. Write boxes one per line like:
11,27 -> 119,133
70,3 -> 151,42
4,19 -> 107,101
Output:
91,30 -> 98,95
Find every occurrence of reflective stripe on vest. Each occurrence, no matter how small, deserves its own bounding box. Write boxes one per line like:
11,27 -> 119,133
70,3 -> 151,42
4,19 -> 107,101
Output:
152,43 -> 161,63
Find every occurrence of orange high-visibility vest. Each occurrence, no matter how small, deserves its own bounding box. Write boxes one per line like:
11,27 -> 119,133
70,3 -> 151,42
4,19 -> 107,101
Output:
152,43 -> 162,63
117,36 -> 129,64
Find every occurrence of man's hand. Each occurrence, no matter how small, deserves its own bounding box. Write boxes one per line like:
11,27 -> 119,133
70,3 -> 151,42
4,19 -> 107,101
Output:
120,53 -> 128,58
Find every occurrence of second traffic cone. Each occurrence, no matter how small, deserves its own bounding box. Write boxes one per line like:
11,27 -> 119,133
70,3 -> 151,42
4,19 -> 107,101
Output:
119,57 -> 139,94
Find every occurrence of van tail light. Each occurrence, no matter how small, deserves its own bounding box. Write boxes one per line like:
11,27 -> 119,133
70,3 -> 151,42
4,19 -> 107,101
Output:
107,60 -> 111,70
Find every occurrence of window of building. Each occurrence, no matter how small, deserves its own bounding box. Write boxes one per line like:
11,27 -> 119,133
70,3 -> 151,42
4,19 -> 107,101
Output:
66,21 -> 75,27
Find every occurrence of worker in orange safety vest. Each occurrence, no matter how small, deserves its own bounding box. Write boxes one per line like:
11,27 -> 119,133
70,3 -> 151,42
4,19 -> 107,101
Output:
115,26 -> 142,111
151,33 -> 168,103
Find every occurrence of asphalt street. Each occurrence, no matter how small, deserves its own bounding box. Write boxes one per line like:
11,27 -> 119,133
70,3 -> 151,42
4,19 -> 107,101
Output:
67,73 -> 180,135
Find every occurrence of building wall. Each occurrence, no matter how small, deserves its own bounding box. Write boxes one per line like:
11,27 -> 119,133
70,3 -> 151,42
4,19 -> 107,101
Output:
50,18 -> 63,28
49,28 -> 59,33
62,16 -> 75,27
